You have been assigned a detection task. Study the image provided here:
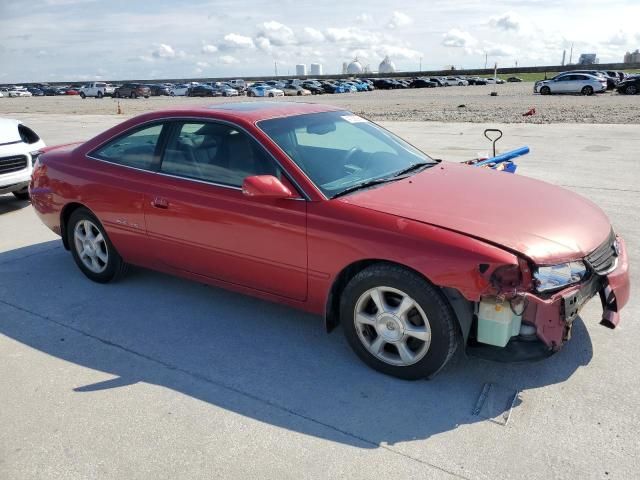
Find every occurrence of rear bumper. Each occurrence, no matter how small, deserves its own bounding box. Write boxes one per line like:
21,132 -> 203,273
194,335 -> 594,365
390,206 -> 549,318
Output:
523,236 -> 630,349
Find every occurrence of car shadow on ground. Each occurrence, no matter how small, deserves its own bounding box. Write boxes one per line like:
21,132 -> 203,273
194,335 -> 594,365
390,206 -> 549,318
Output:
0,194 -> 30,215
0,241 -> 594,448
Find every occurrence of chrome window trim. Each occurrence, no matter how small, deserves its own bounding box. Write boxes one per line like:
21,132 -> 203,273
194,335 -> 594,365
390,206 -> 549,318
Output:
86,115 -> 311,201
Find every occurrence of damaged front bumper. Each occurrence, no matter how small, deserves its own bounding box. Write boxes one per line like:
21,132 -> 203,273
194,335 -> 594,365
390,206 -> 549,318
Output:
523,236 -> 630,350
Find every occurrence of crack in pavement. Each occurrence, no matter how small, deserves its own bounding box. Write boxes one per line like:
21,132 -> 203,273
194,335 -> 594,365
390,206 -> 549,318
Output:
0,297 -> 475,480
558,184 -> 640,193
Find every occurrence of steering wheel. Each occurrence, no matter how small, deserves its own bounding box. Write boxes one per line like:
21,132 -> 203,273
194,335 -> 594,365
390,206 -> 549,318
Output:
344,147 -> 365,166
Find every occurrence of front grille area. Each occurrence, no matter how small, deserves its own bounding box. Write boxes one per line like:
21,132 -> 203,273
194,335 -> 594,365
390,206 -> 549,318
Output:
0,154 -> 28,174
586,230 -> 618,275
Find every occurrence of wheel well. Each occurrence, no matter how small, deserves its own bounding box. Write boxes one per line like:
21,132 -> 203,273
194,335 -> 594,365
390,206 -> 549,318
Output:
59,202 -> 86,250
324,259 -> 471,342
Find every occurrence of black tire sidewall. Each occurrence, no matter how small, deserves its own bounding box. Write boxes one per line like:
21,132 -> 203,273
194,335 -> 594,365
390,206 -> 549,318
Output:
340,264 -> 457,380
67,208 -> 124,283
541,86 -> 550,95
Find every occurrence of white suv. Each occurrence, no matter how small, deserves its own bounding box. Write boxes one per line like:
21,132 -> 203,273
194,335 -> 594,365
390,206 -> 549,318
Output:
0,118 -> 46,200
79,82 -> 114,98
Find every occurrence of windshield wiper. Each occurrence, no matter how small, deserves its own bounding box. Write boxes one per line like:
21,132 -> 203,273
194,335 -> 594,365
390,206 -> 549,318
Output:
331,177 -> 401,199
391,162 -> 433,178
331,163 -> 434,199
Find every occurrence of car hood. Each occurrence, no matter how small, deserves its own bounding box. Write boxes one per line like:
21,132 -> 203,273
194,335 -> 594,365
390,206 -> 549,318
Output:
337,162 -> 611,264
0,118 -> 22,144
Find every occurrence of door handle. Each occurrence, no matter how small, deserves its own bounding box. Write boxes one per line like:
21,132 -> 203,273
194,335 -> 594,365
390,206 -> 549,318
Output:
152,197 -> 169,209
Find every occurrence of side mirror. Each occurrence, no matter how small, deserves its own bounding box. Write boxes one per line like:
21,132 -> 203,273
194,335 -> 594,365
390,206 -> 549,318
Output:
242,175 -> 293,199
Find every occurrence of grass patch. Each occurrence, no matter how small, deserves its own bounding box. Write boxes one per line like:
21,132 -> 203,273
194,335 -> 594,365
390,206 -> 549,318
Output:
477,69 -> 640,83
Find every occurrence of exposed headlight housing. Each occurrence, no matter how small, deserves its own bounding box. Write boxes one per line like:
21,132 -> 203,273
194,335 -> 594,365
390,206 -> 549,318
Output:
533,261 -> 587,293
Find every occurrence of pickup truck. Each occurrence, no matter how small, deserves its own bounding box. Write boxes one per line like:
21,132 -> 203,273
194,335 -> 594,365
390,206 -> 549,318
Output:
79,82 -> 114,98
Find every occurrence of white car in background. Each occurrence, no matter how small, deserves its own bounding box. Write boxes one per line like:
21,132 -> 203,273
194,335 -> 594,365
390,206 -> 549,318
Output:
534,73 -> 607,95
7,88 -> 33,97
443,77 -> 468,86
247,85 -> 284,97
0,118 -> 46,200
170,84 -> 190,96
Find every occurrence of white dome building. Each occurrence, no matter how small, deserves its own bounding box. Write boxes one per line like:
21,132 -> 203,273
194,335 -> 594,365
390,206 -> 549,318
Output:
378,56 -> 396,74
346,58 -> 364,75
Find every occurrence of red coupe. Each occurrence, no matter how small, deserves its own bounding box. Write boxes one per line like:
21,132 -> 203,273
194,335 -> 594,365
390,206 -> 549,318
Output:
30,102 -> 630,379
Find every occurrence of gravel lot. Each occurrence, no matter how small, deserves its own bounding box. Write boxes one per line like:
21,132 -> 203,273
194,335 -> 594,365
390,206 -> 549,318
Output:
1,83 -> 639,124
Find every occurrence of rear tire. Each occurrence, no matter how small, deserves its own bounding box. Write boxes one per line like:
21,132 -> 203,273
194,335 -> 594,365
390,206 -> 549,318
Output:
340,264 -> 458,380
67,208 -> 128,283
97,91 -> 103,98
581,86 -> 594,96
540,86 -> 551,95
626,85 -> 638,95
12,188 -> 29,200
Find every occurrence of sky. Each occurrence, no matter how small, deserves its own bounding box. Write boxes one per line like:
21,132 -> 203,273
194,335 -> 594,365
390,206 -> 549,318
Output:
1,0 -> 639,83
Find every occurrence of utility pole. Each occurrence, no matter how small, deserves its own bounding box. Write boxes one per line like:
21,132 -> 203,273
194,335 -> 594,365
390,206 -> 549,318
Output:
419,57 -> 422,72
569,43 -> 574,64
484,52 -> 488,69
274,61 -> 278,77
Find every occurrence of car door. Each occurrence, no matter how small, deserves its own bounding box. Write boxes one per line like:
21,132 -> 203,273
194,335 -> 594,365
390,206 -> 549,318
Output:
86,121 -> 170,264
554,75 -> 573,92
143,120 -> 308,301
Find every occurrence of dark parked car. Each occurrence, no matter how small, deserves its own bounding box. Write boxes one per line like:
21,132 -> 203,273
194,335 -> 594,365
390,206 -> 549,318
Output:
301,82 -> 325,94
186,85 -> 219,97
41,87 -> 59,96
114,83 -> 151,99
147,84 -> 171,96
616,75 -> 639,95
507,76 -> 523,82
372,79 -> 396,89
410,78 -> 437,88
27,87 -> 44,96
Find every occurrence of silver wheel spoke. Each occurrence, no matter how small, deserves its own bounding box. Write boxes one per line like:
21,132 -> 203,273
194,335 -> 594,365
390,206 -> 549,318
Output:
370,287 -> 387,313
397,342 -> 415,364
394,296 -> 415,319
370,336 -> 386,355
93,232 -> 104,246
355,312 -> 376,327
405,326 -> 430,342
95,248 -> 108,264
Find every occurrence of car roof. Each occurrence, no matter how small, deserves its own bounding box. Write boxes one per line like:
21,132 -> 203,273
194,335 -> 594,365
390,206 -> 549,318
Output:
133,102 -> 344,124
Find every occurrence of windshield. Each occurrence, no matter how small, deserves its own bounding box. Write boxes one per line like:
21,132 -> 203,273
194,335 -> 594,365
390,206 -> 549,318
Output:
258,111 -> 436,198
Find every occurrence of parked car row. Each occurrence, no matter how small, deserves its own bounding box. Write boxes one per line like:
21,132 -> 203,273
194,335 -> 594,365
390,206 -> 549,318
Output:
533,70 -> 636,96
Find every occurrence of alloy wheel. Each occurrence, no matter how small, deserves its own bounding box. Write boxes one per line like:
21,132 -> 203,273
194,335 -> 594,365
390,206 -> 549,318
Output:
354,286 -> 431,366
73,219 -> 108,273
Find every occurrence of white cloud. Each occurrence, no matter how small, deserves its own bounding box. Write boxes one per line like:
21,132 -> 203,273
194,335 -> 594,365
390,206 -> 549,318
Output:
489,13 -> 521,31
201,44 -> 218,54
256,21 -> 296,46
152,43 -> 177,58
223,33 -> 254,49
355,13 -> 373,24
387,11 -> 413,29
219,55 -> 238,64
255,36 -> 272,52
376,45 -> 421,60
482,43 -> 517,57
196,61 -> 209,68
442,29 -> 477,48
606,30 -> 628,46
299,27 -> 324,43
325,27 -> 379,46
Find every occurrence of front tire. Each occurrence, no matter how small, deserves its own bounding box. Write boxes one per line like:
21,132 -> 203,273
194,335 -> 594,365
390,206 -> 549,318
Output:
626,85 -> 638,95
581,85 -> 594,96
67,208 -> 127,283
79,92 -> 86,99
540,86 -> 551,95
340,264 -> 458,380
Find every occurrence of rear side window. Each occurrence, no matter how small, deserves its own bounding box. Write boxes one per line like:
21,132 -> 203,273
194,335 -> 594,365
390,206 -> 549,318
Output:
91,124 -> 164,170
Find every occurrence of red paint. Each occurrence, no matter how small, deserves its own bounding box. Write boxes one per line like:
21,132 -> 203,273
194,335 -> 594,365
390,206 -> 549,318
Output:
30,102 -> 630,352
